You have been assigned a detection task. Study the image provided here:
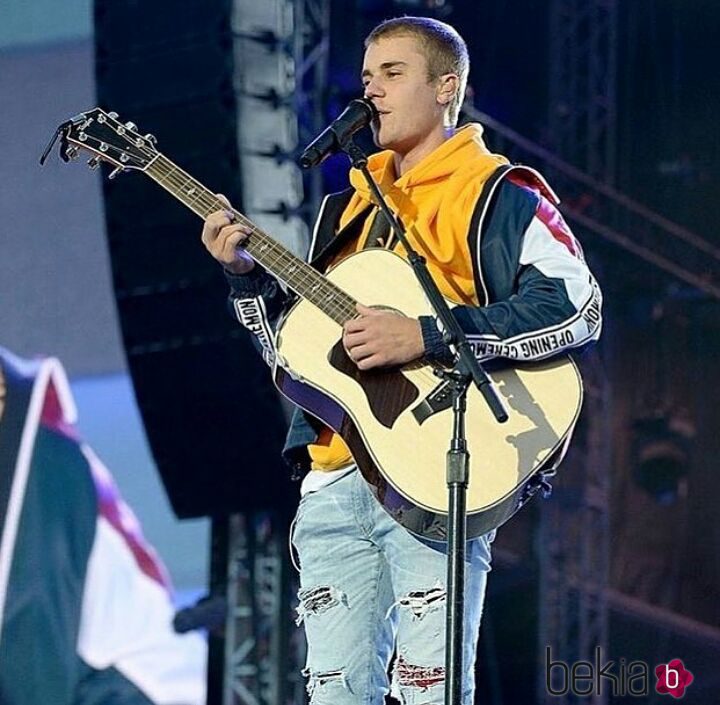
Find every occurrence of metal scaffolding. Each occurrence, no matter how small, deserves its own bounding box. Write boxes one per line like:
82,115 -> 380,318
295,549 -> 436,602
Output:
548,0 -> 618,184
293,0 -> 331,222
537,351 -> 612,705
231,0 -> 330,259
222,513 -> 304,705
464,104 -> 720,301
220,3 -> 331,703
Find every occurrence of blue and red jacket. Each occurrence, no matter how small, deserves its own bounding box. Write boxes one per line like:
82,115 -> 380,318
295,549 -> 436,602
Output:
225,164 -> 603,474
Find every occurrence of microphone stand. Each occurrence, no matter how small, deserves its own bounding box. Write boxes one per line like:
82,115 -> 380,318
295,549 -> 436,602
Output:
339,138 -> 508,705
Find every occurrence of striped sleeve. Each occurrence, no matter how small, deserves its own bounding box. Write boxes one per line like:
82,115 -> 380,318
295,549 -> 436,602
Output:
0,352 -> 206,705
224,267 -> 289,367
453,193 -> 603,362
77,446 -> 207,705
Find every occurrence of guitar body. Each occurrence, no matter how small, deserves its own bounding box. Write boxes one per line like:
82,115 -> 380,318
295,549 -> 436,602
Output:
274,249 -> 583,541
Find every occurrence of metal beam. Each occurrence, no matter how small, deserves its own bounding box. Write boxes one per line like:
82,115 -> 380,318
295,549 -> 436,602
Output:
537,352 -> 612,705
294,0 -> 331,222
464,106 -> 720,300
233,0 -> 308,257
548,0 -> 618,184
223,513 -> 301,705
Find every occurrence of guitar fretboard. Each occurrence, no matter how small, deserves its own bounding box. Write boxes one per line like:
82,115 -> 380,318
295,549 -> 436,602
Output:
146,154 -> 358,325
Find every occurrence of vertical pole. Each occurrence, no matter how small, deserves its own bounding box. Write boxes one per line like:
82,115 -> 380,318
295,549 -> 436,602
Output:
445,381 -> 469,705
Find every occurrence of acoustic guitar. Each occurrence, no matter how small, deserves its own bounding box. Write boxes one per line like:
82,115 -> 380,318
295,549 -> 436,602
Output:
46,108 -> 583,541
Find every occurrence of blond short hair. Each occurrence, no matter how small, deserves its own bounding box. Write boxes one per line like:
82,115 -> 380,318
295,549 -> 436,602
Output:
365,16 -> 469,125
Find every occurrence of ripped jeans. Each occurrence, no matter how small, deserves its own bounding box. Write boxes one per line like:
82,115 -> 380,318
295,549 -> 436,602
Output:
291,468 -> 494,705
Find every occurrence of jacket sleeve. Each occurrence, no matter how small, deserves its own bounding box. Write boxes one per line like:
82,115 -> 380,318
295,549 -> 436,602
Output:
224,266 -> 289,366
421,184 -> 603,364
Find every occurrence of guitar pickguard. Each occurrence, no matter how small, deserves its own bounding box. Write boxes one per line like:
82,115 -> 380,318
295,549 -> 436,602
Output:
328,339 -> 419,429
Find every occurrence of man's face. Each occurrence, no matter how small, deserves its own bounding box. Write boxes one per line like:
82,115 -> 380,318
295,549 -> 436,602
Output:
361,35 -> 446,158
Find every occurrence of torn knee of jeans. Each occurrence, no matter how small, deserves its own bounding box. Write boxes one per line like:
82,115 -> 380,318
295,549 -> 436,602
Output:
394,655 -> 445,692
302,667 -> 349,701
295,585 -> 348,625
385,583 -> 446,620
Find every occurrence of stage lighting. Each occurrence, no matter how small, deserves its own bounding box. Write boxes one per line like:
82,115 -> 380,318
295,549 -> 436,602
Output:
631,413 -> 694,504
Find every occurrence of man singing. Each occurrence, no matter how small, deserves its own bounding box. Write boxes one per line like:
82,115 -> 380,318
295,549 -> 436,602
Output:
202,16 -> 601,705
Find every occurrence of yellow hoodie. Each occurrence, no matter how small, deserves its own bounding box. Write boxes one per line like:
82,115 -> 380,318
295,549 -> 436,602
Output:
307,124 -> 509,471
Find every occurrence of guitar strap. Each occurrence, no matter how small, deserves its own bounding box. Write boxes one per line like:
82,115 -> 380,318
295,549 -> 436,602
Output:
363,207 -> 393,249
308,189 -> 399,273
308,190 -> 357,268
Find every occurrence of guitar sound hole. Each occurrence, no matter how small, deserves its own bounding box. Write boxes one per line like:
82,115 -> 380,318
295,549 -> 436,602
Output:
328,340 -> 419,429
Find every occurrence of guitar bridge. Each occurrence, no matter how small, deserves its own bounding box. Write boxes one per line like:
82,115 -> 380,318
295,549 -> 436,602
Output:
411,381 -> 454,425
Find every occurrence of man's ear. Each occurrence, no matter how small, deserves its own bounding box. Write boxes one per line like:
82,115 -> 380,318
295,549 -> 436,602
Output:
437,73 -> 459,106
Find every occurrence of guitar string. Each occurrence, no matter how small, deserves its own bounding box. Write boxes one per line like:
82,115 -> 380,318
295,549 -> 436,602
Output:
150,158 -> 438,380
146,153 -> 441,381
108,132 -> 372,325
156,159 -> 358,320
149,156 -> 358,324
149,156 -> 376,327
110,135 -> 444,382
88,125 -> 356,323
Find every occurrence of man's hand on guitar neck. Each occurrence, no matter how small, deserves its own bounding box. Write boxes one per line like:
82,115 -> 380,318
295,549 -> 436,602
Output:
343,304 -> 425,370
201,194 -> 256,275
201,196 -> 424,369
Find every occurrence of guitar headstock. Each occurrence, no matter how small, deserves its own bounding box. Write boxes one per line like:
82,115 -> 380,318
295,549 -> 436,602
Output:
41,108 -> 158,178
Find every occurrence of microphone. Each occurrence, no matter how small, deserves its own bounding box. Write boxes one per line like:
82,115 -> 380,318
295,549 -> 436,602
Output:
300,98 -> 377,168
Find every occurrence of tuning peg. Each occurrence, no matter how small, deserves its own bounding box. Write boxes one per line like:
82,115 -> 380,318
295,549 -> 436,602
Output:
108,111 -> 119,119
66,146 -> 80,160
108,166 -> 124,180
124,121 -> 137,132
144,133 -> 157,145
87,156 -> 102,170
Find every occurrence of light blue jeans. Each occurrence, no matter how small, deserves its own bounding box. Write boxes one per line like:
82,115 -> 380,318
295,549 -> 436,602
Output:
291,468 -> 494,705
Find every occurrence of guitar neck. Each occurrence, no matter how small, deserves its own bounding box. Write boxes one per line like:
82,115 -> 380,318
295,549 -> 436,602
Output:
145,154 -> 356,324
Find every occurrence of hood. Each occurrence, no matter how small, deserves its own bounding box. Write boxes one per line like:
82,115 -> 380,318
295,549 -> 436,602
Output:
337,124 -> 509,304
